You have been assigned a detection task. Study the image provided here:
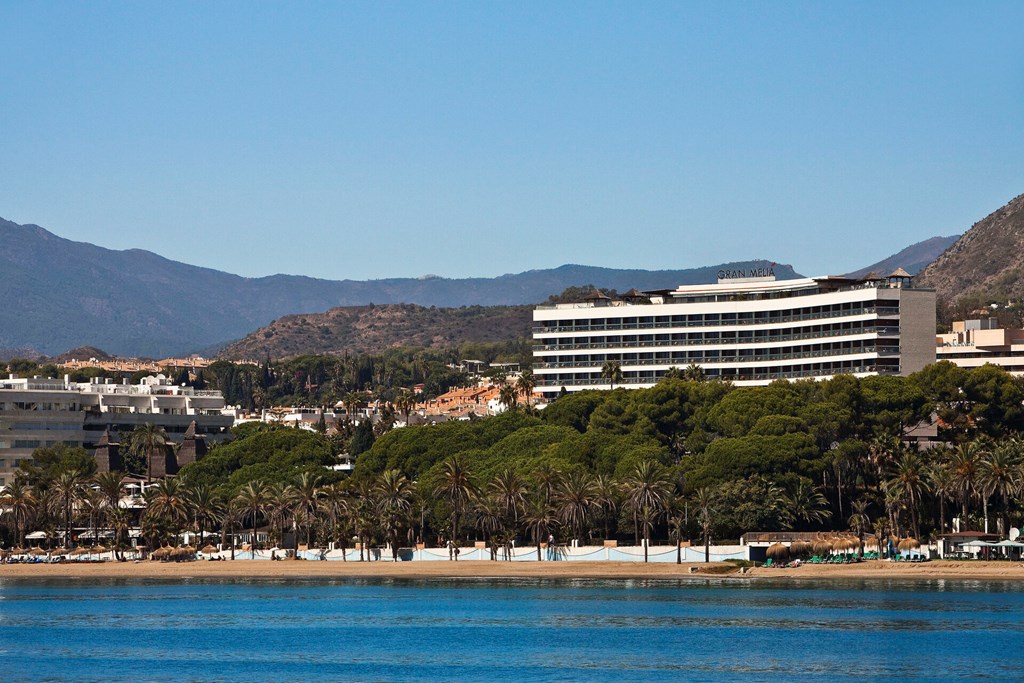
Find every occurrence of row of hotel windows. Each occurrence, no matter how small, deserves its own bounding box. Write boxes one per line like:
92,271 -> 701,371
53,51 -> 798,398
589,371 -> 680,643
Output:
536,301 -> 901,333
0,440 -> 81,450
536,320 -> 899,351
536,341 -> 895,368
0,401 -> 78,411
4,422 -> 83,431
536,360 -> 899,387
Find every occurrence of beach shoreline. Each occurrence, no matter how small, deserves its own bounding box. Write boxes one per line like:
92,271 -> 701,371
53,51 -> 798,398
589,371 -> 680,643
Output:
2,559 -> 1023,582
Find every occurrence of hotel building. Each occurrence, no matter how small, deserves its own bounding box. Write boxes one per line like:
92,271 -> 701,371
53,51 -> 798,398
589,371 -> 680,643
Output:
936,318 -> 1024,375
0,374 -> 233,487
532,270 -> 936,398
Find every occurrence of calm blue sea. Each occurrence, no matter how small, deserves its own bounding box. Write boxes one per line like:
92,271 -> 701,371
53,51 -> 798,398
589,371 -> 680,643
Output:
0,577 -> 1020,682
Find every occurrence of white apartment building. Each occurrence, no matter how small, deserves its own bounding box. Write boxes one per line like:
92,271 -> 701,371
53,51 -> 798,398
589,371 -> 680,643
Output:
532,271 -> 936,398
936,318 -> 1024,374
0,374 -> 233,487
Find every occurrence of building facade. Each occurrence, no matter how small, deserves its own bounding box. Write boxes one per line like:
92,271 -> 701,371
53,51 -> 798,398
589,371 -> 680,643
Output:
0,374 -> 233,487
936,318 -> 1024,375
532,273 -> 936,398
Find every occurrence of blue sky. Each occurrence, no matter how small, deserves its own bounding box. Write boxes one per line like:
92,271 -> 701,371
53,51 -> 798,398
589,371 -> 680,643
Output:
1,2 -> 1022,281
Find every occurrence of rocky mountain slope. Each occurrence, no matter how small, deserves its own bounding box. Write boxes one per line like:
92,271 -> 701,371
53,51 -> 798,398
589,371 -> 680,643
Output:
218,304 -> 534,359
916,193 -> 1024,311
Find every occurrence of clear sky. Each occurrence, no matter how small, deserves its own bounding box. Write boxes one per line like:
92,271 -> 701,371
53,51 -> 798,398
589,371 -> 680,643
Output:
1,2 -> 1022,281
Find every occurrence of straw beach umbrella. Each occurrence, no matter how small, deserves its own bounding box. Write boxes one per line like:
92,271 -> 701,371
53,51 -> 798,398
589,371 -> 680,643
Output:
897,538 -> 920,552
812,539 -> 832,556
200,544 -> 218,555
766,543 -> 790,562
790,541 -> 812,558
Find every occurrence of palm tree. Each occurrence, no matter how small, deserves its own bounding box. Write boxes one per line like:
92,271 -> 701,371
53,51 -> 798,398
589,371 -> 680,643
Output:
516,370 -> 536,408
434,455 -> 478,549
555,471 -> 596,545
131,423 -> 168,482
948,441 -> 983,524
266,483 -> 295,550
683,363 -> 705,382
93,471 -> 126,515
978,441 -> 1022,536
532,464 -> 562,507
474,496 -> 504,560
667,501 -> 687,564
107,507 -> 131,560
693,486 -> 717,563
884,450 -> 929,539
394,390 -> 417,426
601,360 -> 622,390
375,469 -> 414,561
292,472 -> 324,547
343,391 -> 364,424
234,480 -> 271,556
523,495 -> 558,561
320,482 -> 353,560
622,460 -> 672,562
662,366 -> 683,381
498,384 -> 518,413
785,481 -> 832,529
220,504 -> 242,560
0,478 -> 37,547
50,469 -> 86,547
145,477 -> 190,543
591,474 -> 620,541
186,483 -> 223,550
80,488 -> 104,549
489,469 -> 527,532
847,498 -> 871,556
927,457 -> 954,536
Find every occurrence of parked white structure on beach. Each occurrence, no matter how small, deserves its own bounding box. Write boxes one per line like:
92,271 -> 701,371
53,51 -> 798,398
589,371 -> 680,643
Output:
532,270 -> 936,398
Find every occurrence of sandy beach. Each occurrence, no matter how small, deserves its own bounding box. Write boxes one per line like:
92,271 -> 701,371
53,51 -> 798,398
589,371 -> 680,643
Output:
2,559 -> 1023,582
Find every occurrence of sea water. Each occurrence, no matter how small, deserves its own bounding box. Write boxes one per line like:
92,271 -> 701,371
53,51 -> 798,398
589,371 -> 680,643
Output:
0,577 -> 1021,682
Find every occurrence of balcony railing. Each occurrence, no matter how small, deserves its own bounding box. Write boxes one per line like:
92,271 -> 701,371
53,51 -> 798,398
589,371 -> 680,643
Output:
535,347 -> 891,369
533,307 -> 901,334
536,364 -> 896,386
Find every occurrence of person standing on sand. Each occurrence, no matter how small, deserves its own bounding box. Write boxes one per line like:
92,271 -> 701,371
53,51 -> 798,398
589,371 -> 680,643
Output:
447,539 -> 454,560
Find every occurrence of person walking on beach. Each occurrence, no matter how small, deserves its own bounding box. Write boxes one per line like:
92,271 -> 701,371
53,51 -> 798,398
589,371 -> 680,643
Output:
447,539 -> 454,560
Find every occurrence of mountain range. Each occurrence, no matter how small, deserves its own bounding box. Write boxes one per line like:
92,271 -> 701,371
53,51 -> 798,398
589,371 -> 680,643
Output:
845,235 -> 959,279
5,199 -> 1007,360
0,216 -> 801,357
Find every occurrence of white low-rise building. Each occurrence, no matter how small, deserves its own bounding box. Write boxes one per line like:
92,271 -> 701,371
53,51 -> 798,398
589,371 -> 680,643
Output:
0,374 -> 233,486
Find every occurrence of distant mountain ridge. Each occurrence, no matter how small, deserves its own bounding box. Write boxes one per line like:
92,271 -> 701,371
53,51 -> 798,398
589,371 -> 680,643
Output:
845,235 -> 960,279
0,216 -> 802,357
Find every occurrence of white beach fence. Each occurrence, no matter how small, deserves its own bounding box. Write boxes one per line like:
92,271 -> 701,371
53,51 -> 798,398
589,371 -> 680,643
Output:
209,543 -> 749,562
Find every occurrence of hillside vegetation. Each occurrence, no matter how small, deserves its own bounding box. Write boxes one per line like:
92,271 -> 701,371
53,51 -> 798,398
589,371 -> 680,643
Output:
218,303 -> 534,360
917,193 -> 1024,323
